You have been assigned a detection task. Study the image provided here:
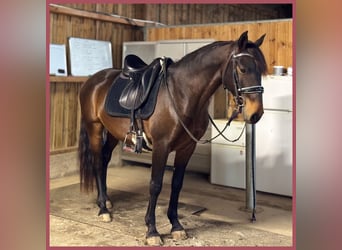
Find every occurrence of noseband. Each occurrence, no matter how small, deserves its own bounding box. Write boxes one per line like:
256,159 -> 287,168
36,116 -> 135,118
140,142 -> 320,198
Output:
225,52 -> 264,114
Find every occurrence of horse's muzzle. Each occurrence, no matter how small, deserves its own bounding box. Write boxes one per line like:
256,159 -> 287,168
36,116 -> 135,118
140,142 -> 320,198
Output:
243,97 -> 264,124
248,111 -> 264,124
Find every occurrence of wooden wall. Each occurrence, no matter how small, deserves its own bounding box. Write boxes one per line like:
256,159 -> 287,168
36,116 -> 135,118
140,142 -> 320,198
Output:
49,3 -> 292,153
60,3 -> 146,19
144,4 -> 288,25
49,4 -> 145,68
50,77 -> 85,153
50,3 -> 290,69
49,4 -> 145,153
146,19 -> 293,73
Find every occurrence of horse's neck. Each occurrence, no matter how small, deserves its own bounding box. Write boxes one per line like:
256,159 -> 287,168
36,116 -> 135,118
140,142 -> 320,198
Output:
189,45 -> 229,91
169,48 -> 228,115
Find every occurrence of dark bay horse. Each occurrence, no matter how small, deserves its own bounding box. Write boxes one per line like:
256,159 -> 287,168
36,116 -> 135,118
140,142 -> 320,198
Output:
78,31 -> 267,245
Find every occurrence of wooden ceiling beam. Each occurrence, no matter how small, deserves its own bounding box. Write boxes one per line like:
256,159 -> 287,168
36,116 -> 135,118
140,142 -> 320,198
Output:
49,4 -> 146,27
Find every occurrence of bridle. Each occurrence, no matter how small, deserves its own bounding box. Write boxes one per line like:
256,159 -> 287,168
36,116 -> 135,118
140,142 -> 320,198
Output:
224,52 -> 264,120
162,51 -> 264,144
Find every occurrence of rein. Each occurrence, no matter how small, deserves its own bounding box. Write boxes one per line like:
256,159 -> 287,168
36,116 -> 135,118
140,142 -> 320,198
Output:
161,56 -> 249,144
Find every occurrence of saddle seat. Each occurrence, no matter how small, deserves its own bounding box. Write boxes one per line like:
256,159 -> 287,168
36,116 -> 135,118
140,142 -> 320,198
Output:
122,54 -> 148,75
119,55 -> 162,110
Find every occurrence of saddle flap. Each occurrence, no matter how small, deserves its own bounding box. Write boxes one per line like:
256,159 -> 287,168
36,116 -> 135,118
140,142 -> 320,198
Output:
119,81 -> 142,109
119,59 -> 162,110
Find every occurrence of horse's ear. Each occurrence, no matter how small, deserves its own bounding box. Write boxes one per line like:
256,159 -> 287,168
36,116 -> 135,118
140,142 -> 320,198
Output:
238,31 -> 248,50
255,34 -> 266,47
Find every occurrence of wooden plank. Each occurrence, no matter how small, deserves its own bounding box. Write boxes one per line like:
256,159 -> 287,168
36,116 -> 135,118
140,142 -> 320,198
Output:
65,83 -> 80,147
53,83 -> 66,149
145,4 -> 158,23
49,4 -> 146,27
213,88 -> 227,119
180,4 -> 188,25
187,4 -> 195,25
167,4 -> 174,25
159,4 -> 168,25
174,4 -> 182,25
50,82 -> 82,151
195,4 -> 202,24
50,83 -> 56,150
50,146 -> 78,155
62,3 -> 96,12
64,84 -> 72,148
50,83 -> 58,150
95,3 -> 113,14
75,83 -> 82,147
112,24 -> 122,68
49,76 -> 88,82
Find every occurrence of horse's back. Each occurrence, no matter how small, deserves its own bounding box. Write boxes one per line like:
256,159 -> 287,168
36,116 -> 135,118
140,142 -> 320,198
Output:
80,68 -> 121,122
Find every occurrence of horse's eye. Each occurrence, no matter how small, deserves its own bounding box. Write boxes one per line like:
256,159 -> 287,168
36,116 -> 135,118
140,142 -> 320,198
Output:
237,66 -> 246,74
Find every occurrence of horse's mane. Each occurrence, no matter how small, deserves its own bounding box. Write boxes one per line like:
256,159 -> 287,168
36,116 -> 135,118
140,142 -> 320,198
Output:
173,40 -> 267,75
175,41 -> 232,66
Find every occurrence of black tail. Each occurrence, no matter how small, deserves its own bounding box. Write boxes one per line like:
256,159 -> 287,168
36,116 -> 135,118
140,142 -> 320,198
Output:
78,119 -> 95,193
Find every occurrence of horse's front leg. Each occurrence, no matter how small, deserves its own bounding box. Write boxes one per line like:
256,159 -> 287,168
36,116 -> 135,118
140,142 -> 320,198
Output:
167,143 -> 197,240
144,145 -> 169,246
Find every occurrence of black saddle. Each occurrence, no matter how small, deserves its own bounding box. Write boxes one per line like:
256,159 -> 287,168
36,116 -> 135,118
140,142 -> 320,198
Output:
104,55 -> 173,153
119,55 -> 162,110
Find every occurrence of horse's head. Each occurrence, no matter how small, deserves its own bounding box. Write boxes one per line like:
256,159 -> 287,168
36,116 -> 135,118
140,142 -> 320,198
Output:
223,31 -> 267,124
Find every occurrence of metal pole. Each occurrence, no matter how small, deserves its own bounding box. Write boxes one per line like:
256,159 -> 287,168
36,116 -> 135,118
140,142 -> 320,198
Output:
245,123 -> 256,221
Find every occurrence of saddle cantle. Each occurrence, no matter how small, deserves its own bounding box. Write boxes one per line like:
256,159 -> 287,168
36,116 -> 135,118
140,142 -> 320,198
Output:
119,55 -> 162,110
123,54 -> 148,74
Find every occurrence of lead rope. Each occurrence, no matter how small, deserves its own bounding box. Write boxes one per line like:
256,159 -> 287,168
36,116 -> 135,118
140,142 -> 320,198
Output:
161,58 -> 245,144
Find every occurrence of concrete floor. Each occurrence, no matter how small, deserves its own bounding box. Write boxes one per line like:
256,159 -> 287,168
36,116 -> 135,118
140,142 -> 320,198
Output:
49,164 -> 293,247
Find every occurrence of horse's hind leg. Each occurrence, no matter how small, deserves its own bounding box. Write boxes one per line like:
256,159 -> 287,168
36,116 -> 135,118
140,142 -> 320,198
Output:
167,143 -> 197,240
87,123 -> 117,222
99,130 -> 118,211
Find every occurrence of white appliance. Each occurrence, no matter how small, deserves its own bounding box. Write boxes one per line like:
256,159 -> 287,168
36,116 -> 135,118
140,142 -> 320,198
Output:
211,75 -> 293,196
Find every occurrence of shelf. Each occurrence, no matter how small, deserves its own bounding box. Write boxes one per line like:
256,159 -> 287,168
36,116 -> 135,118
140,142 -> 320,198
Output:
49,4 -> 147,27
49,76 -> 89,83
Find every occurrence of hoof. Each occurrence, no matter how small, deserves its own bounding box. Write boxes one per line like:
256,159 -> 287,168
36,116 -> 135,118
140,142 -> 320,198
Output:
100,213 -> 112,222
145,236 -> 163,246
171,230 -> 188,240
106,200 -> 113,209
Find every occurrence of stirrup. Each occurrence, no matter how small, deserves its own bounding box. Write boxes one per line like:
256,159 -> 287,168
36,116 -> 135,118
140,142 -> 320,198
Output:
123,131 -> 136,152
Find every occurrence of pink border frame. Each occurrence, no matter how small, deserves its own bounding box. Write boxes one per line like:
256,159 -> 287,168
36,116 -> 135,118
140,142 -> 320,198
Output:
46,1 -> 296,249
